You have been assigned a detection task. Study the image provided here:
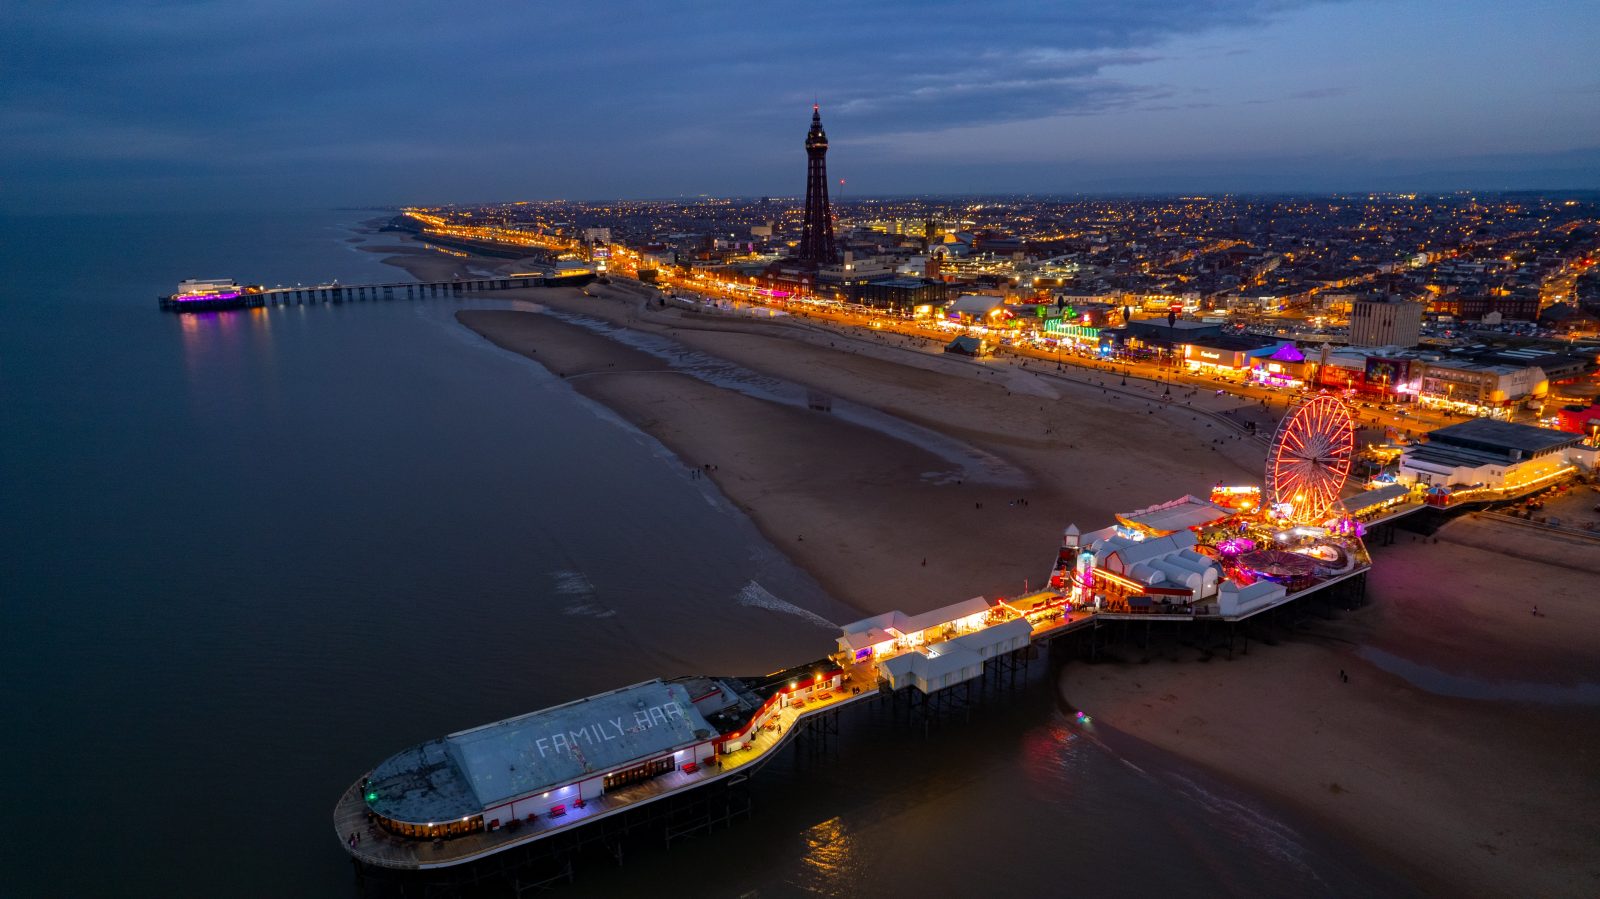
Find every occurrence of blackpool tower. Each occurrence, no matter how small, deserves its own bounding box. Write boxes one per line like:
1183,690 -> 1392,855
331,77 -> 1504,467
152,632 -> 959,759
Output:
798,105 -> 839,267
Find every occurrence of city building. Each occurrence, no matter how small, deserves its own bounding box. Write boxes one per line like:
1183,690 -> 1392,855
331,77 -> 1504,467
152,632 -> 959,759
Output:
1102,318 -> 1222,361
1250,343 -> 1314,388
1413,358 -> 1547,419
1555,403 -> 1600,438
850,277 -> 948,315
1314,349 -> 1420,400
819,251 -> 897,285
1442,293 -> 1542,322
1398,419 -> 1589,491
1348,295 -> 1423,347
1179,335 -> 1279,376
946,293 -> 1007,324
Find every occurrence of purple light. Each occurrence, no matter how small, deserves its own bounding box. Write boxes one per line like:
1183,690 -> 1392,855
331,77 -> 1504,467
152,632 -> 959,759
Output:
173,291 -> 242,302
1329,517 -> 1367,537
1217,537 -> 1256,556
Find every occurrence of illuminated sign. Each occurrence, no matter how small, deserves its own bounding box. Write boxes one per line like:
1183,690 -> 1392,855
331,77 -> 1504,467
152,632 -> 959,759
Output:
1044,320 -> 1100,340
1365,357 -> 1410,386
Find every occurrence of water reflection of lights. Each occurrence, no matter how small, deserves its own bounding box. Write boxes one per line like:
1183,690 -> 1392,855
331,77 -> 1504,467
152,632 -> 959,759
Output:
799,816 -> 856,887
177,307 -> 274,393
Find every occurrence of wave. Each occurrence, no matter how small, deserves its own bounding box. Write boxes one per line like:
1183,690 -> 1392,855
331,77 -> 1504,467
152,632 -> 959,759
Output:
551,569 -> 616,618
737,581 -> 837,630
1165,771 -> 1320,881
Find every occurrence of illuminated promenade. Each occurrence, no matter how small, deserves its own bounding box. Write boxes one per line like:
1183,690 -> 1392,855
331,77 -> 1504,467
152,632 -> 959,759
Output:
378,209 -> 1471,436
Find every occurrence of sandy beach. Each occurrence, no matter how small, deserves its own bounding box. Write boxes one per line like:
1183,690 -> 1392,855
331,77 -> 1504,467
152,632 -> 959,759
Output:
351,216 -> 535,284
458,283 -> 1268,613
363,234 -> 1599,897
1066,519 -> 1600,899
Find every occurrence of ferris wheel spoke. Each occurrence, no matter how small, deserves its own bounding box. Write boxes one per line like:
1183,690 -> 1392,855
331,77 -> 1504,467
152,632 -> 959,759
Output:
1265,395 -> 1354,522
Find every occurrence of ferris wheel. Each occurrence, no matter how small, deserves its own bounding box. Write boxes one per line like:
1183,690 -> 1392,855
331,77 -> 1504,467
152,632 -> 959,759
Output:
1264,394 -> 1355,522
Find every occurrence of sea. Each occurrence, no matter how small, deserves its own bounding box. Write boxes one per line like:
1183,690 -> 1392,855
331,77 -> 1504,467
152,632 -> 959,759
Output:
0,210 -> 1415,897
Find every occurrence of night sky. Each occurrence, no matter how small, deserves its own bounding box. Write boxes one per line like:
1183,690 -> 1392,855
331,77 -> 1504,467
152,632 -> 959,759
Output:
3,0 -> 1596,211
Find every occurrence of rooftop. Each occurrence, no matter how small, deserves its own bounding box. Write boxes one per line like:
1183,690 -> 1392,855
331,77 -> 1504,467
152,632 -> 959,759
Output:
1183,335 -> 1276,353
838,597 -> 991,653
1427,419 -> 1579,457
1127,318 -> 1219,332
1115,496 -> 1230,535
365,680 -> 715,825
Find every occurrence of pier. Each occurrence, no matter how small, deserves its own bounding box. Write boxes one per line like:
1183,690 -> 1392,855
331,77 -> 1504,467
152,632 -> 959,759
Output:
334,670 -> 880,873
330,377 -> 1560,891
333,563 -> 1380,889
157,272 -> 592,311
334,605 -> 1080,885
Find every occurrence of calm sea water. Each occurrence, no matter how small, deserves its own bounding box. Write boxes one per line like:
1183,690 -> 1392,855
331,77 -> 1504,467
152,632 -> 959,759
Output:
0,212 -> 1413,897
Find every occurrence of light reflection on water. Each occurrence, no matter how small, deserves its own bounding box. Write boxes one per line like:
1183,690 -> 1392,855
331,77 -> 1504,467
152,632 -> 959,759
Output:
797,816 -> 856,894
1,212 -> 857,898
559,669 -> 1415,899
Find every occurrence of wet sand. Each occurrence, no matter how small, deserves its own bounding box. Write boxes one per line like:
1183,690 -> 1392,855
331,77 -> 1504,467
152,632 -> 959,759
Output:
1066,520 -> 1600,899
458,288 -> 1265,613
352,218 -> 537,284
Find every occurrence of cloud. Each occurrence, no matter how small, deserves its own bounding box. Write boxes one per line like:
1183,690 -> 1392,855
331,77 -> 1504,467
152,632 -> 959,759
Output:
2,0 -> 1592,210
826,48 -> 1175,129
1242,85 -> 1352,105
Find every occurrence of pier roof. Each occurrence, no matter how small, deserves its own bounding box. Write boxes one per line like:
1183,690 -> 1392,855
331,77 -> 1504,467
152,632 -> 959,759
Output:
1115,495 -> 1229,535
365,680 -> 715,824
838,597 -> 991,652
1346,484 -> 1412,514
365,739 -> 481,826
446,680 -> 714,810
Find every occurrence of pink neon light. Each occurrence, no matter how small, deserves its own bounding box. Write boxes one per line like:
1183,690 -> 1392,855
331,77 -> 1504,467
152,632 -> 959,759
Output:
173,291 -> 242,302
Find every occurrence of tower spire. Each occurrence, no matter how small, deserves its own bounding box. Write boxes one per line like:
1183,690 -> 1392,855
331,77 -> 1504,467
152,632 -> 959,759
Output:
799,104 -> 838,267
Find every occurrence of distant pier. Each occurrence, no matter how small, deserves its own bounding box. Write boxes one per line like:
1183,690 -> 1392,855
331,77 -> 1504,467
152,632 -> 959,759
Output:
158,272 -> 594,311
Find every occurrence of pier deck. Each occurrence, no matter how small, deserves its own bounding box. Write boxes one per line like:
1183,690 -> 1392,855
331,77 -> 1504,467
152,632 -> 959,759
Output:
335,666 -> 878,870
160,272 -> 591,311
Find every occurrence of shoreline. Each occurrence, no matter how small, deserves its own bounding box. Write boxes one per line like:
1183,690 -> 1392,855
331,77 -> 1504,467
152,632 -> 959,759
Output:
1063,520 -> 1600,899
378,233 -> 1596,897
455,289 -> 1267,615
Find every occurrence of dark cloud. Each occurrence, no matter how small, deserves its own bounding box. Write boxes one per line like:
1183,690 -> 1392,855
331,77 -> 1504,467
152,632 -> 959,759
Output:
0,0 -> 1591,209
